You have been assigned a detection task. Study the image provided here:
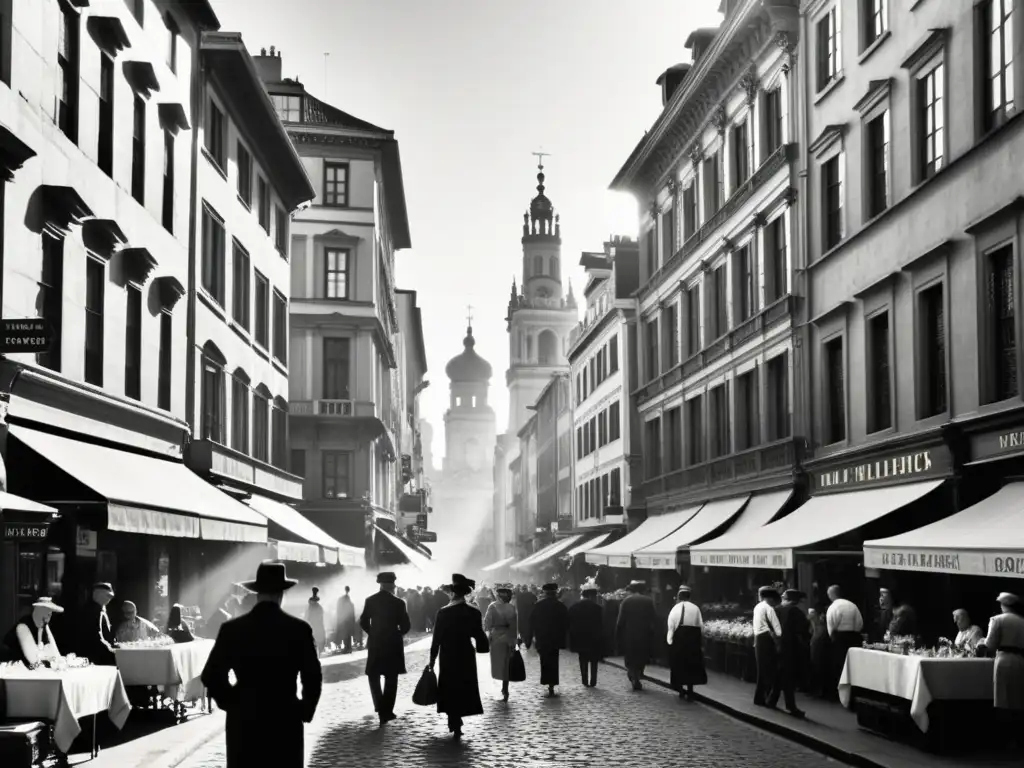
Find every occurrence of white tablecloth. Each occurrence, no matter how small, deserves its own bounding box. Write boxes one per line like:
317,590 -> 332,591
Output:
115,640 -> 214,686
0,665 -> 131,753
838,648 -> 994,733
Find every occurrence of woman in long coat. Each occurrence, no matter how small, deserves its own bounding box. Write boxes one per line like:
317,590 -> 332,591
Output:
428,574 -> 489,740
666,587 -> 707,699
982,592 -> 1024,744
483,584 -> 518,701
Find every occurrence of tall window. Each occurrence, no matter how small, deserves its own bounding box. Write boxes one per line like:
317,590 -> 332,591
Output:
325,248 -> 349,298
764,87 -> 783,156
272,402 -> 287,469
736,369 -> 759,450
57,0 -> 79,143
661,205 -> 674,263
919,64 -> 945,180
158,313 -> 171,411
236,141 -> 252,207
710,384 -> 730,458
732,120 -> 750,187
201,353 -> 225,443
608,400 -> 621,441
254,271 -> 269,348
646,318 -> 659,381
275,206 -> 288,254
98,55 -> 113,176
919,284 -> 947,417
201,206 -> 225,303
686,395 -> 704,465
703,153 -> 721,217
252,390 -> 269,462
272,290 -> 287,364
608,335 -> 619,373
39,236 -> 64,372
664,303 -> 679,369
766,216 -> 787,302
687,284 -> 701,355
989,246 -> 1018,401
666,407 -> 682,471
231,374 -> 249,453
868,311 -> 892,432
257,177 -> 270,232
866,111 -> 889,217
205,99 -> 225,169
162,129 -> 174,232
323,338 -> 351,399
984,0 -> 1016,130
124,285 -> 142,400
84,259 -> 104,386
816,5 -> 841,92
231,241 -> 250,329
131,95 -> 145,204
736,246 -> 754,322
645,231 -> 656,278
863,0 -> 887,48
645,417 -> 662,479
822,155 -> 844,250
682,183 -> 697,239
825,337 -> 846,443
767,353 -> 790,441
324,162 -> 349,207
165,14 -> 178,73
712,265 -> 728,338
322,452 -> 352,498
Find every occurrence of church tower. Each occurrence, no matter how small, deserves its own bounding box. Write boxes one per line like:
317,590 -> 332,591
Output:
505,158 -> 579,434
443,320 -> 497,475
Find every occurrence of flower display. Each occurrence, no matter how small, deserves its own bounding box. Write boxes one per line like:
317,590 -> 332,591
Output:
702,618 -> 755,645
699,602 -> 743,619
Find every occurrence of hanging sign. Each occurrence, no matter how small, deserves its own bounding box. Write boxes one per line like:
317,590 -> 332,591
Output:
0,319 -> 53,353
3,521 -> 50,541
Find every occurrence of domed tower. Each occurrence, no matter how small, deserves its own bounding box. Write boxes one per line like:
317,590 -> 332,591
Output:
443,321 -> 497,476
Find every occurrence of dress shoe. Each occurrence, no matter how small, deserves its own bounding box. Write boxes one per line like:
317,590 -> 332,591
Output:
787,708 -> 806,719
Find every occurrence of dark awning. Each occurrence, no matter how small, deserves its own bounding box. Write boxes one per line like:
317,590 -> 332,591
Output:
123,61 -> 160,96
86,16 -> 130,57
154,275 -> 185,311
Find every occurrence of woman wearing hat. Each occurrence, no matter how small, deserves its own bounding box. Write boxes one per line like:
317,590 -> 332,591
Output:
428,574 -> 490,740
1,597 -> 64,667
980,592 -> 1024,739
483,583 -> 518,701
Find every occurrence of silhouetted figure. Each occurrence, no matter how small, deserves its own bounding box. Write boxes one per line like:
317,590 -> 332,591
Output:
524,583 -> 569,697
335,587 -> 356,652
359,572 -> 411,726
569,581 -> 604,687
616,581 -> 658,690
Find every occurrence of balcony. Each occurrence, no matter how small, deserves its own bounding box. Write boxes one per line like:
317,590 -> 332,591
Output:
187,439 -> 304,501
636,294 -> 797,405
291,399 -> 398,458
641,437 -> 804,502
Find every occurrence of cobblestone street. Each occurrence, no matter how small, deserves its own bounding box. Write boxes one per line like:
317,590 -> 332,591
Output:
179,648 -> 845,768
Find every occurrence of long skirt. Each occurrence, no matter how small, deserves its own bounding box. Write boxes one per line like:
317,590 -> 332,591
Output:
490,640 -> 514,681
994,651 -> 1024,710
539,650 -> 560,686
669,626 -> 707,689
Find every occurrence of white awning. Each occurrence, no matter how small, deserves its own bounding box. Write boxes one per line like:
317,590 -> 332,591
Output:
691,480 -> 943,570
512,535 -> 583,571
864,482 -> 1024,578
246,494 -> 363,567
563,532 -> 612,559
11,426 -> 267,543
480,556 -> 517,572
376,526 -> 441,581
586,506 -> 702,567
0,491 -> 57,515
634,496 -> 750,569
273,539 -> 321,563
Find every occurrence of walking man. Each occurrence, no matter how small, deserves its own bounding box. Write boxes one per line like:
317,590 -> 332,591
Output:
769,589 -> 807,718
201,562 -> 322,768
524,582 -> 569,697
753,586 -> 782,708
359,572 -> 411,726
335,586 -> 356,653
616,580 -> 658,690
568,580 -> 604,687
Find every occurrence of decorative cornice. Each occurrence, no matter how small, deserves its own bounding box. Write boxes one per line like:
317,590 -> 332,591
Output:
120,247 -> 158,285
740,66 -> 760,105
0,127 -> 36,182
774,31 -> 797,73
689,143 -> 704,169
667,177 -> 681,196
752,211 -> 768,229
853,78 -> 892,116
289,132 -> 385,150
900,27 -> 950,73
39,185 -> 93,238
81,218 -> 126,261
154,276 -> 186,312
808,123 -> 847,158
711,105 -> 729,135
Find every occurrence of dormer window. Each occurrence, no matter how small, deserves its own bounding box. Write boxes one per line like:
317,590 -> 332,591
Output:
271,94 -> 302,122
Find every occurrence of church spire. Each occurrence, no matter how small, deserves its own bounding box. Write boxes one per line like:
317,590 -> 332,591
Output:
524,151 -> 557,239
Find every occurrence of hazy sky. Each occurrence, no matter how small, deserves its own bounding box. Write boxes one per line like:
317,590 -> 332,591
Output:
208,0 -> 722,459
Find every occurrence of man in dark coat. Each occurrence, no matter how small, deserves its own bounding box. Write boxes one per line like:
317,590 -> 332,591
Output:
616,581 -> 658,690
335,586 -> 356,653
80,582 -> 117,665
568,581 -> 604,687
515,587 -> 537,651
524,582 -> 569,697
359,572 -> 411,726
769,589 -> 807,718
201,562 -> 322,768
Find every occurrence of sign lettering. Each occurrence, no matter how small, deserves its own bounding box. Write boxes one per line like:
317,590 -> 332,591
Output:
864,546 -> 1024,578
0,319 -> 53,354
690,549 -> 793,570
814,449 -> 944,490
3,522 -> 50,541
972,426 -> 1024,463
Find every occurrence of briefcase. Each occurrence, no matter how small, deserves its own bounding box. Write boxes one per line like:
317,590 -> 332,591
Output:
0,721 -> 51,767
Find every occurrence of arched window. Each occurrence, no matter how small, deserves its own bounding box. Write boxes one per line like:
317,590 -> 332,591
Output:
230,368 -> 250,454
550,256 -> 558,276
252,384 -> 271,462
533,255 -> 543,276
272,395 -> 288,469
538,329 -> 558,365
200,342 -> 226,443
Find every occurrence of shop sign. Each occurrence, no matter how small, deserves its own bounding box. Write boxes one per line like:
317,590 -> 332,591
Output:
607,554 -> 632,568
690,549 -> 793,570
971,426 -> 1024,463
811,445 -> 951,492
864,546 -> 1024,578
0,319 -> 53,353
3,521 -> 50,540
633,553 -> 676,570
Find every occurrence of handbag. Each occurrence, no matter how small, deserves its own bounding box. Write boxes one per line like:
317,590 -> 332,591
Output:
508,645 -> 526,683
412,666 -> 438,706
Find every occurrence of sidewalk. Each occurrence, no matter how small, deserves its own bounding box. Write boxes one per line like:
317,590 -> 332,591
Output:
602,656 -> 1017,768
73,634 -> 434,768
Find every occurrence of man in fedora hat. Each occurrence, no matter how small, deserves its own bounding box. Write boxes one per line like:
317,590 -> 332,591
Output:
80,582 -> 117,665
616,581 -> 658,690
523,582 -> 569,697
569,580 -> 604,688
201,562 -> 322,768
359,572 -> 411,726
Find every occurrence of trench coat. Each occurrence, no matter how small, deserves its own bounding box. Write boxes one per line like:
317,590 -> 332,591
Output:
568,599 -> 604,661
431,601 -> 489,717
359,591 -> 411,676
201,602 -> 322,768
615,593 -> 659,669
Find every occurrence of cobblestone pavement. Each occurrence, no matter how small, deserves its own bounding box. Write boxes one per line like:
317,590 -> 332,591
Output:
179,648 -> 845,768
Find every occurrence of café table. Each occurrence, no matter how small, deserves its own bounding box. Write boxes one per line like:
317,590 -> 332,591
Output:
838,647 -> 994,733
0,663 -> 131,757
115,639 -> 214,719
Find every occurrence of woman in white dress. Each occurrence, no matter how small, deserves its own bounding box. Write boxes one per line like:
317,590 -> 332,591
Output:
483,584 -> 518,702
980,592 -> 1024,743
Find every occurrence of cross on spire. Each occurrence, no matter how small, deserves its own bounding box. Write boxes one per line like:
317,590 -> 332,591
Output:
466,304 -> 474,328
532,149 -> 550,170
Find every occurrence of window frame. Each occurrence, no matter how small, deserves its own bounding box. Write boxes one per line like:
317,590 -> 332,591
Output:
236,140 -> 253,208
686,394 -> 705,466
766,351 -> 791,442
272,289 -> 288,364
157,312 -> 172,411
56,0 -> 80,144
322,451 -> 353,499
815,4 -> 842,93
84,256 -> 105,387
39,236 -> 64,373
253,271 -> 270,349
865,308 -> 894,434
978,0 -> 1017,134
972,213 -> 1021,405
323,337 -> 351,400
735,367 -> 760,451
763,86 -> 784,159
131,94 -> 145,204
861,0 -> 889,52
325,247 -> 349,299
124,284 -> 142,401
822,332 -> 847,445
323,161 -> 350,207
231,239 -> 250,330
98,53 -> 114,177
915,278 -> 949,420
765,213 -> 788,303
257,176 -> 271,232
821,151 -> 845,252
201,204 -> 226,305
231,373 -> 250,454
862,106 -> 890,219
251,389 -> 270,463
162,128 -> 174,233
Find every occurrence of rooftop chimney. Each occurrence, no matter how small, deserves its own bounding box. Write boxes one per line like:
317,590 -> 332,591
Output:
253,45 -> 282,84
656,63 -> 691,107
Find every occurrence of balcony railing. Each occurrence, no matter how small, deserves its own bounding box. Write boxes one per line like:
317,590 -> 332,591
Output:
290,399 -> 357,417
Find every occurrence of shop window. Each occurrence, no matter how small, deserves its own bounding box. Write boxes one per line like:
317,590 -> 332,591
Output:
824,337 -> 846,443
